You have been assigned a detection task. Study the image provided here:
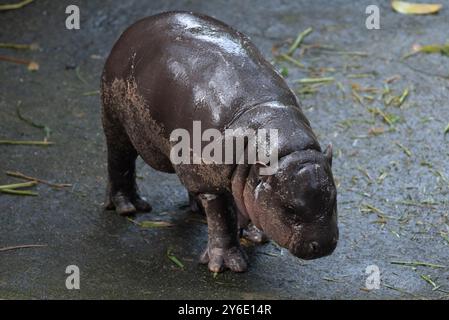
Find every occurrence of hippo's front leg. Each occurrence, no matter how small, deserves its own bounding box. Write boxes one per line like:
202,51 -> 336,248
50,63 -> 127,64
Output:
198,193 -> 248,273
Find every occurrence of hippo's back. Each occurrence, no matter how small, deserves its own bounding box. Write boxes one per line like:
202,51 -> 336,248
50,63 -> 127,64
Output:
102,11 -> 298,143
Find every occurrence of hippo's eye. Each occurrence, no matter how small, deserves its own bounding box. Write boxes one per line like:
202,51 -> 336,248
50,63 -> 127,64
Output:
284,205 -> 297,217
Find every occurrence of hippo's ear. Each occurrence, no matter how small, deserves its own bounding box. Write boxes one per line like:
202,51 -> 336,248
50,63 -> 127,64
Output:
323,144 -> 333,167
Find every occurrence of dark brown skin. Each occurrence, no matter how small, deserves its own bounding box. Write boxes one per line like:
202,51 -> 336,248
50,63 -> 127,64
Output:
101,11 -> 338,273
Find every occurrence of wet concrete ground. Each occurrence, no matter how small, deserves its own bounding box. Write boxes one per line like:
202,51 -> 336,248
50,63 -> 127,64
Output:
1,0 -> 448,299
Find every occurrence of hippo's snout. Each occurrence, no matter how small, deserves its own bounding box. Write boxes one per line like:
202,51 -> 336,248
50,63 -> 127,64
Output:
289,228 -> 338,260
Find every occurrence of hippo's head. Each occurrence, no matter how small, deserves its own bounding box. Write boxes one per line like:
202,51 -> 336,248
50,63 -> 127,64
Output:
243,146 -> 338,260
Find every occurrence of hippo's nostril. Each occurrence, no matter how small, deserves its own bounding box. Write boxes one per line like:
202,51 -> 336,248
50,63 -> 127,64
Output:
309,241 -> 319,254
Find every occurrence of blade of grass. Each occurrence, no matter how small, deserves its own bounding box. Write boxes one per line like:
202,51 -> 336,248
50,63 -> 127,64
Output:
278,53 -> 305,68
397,88 -> 409,107
444,123 -> 449,135
391,260 -> 446,269
0,181 -> 37,190
75,66 -> 88,85
0,244 -> 46,252
0,42 -> 38,50
395,142 -> 412,157
139,220 -> 173,228
167,248 -> 184,269
6,171 -> 72,188
0,188 -> 38,196
286,27 -> 313,56
295,77 -> 334,84
82,90 -> 100,96
0,0 -> 34,11
16,106 -> 51,140
0,140 -> 54,146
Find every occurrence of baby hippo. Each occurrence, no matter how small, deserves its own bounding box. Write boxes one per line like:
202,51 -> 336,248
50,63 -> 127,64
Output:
101,11 -> 338,272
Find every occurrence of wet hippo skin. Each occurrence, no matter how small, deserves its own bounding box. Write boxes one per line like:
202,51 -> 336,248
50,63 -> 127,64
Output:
101,11 -> 338,273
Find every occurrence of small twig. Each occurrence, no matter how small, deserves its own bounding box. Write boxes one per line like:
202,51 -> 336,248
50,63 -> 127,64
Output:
420,274 -> 438,290
6,171 -> 72,188
0,54 -> 30,65
127,217 -> 173,228
396,200 -> 436,209
0,244 -> 46,252
391,260 -> 446,269
352,89 -> 364,106
385,75 -> 401,83
0,54 -> 38,70
336,82 -> 346,98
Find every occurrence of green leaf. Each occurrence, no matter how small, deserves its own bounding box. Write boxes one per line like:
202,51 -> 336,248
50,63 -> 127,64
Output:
444,123 -> 449,135
279,66 -> 289,77
139,220 -> 173,228
167,249 -> 184,269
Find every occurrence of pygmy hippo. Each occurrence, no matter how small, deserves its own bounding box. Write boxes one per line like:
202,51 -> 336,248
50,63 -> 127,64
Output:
101,11 -> 338,273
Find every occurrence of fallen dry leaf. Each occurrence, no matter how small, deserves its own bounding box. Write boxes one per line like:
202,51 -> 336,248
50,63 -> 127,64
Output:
392,1 -> 442,15
368,127 -> 385,136
413,43 -> 449,55
27,61 -> 39,71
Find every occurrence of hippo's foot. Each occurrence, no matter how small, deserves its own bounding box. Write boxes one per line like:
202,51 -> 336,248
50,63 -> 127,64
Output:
200,245 -> 248,273
105,191 -> 152,216
241,224 -> 268,244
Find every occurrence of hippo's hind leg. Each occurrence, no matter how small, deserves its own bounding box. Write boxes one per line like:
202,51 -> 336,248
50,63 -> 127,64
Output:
102,112 -> 152,216
198,193 -> 248,273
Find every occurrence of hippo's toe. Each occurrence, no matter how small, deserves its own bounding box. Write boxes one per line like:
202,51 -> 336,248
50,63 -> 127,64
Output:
105,191 -> 152,216
200,246 -> 248,273
131,196 -> 152,212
